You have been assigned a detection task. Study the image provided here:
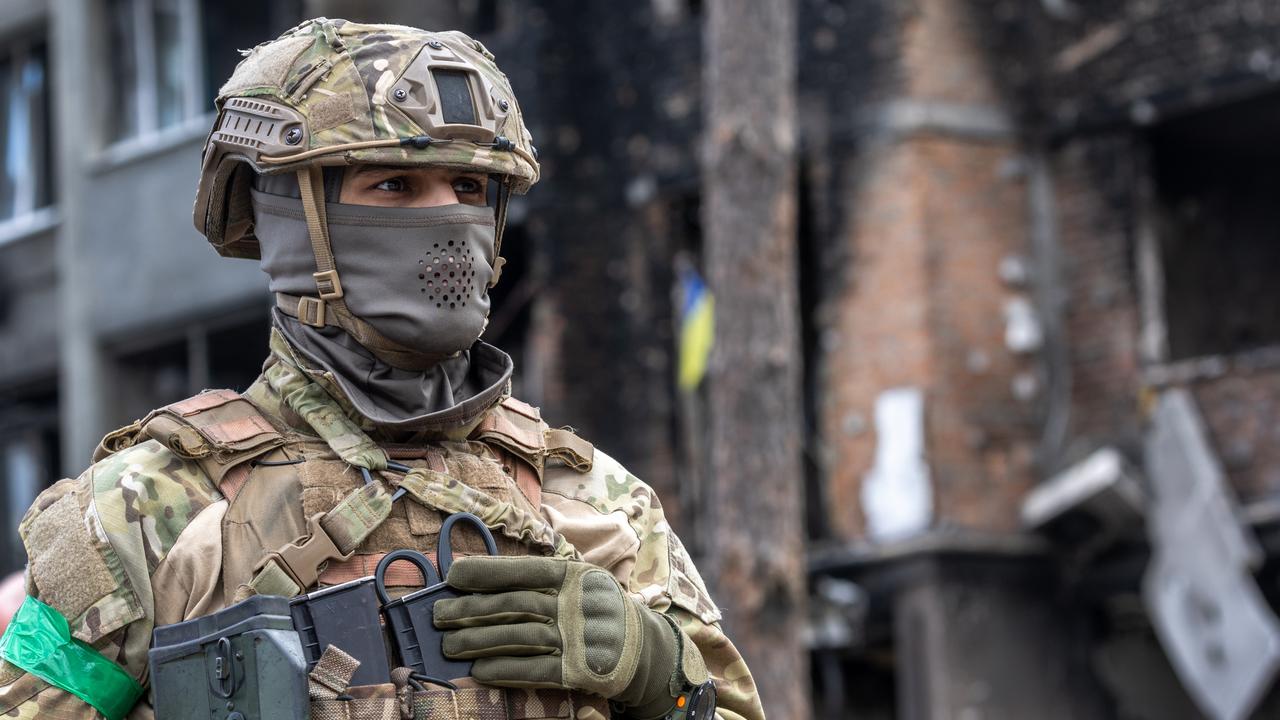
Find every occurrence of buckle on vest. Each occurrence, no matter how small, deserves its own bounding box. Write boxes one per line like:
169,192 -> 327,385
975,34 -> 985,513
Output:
313,269 -> 344,300
258,513 -> 353,591
296,296 -> 327,327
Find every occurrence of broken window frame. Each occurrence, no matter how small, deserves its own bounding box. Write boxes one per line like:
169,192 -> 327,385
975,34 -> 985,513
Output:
1134,151 -> 1170,366
1134,128 -> 1280,382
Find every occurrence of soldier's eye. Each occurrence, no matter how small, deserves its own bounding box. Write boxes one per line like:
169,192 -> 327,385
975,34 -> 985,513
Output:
373,177 -> 408,192
452,176 -> 483,195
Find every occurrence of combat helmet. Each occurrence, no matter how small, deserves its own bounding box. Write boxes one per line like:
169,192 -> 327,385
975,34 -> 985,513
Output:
192,18 -> 538,364
195,18 -> 537,259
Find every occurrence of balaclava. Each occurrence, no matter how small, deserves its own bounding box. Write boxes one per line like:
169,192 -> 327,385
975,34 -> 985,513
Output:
251,169 -> 513,431
252,168 -> 497,361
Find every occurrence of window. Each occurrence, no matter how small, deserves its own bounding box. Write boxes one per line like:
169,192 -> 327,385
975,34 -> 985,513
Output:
0,40 -> 53,223
1147,93 -> 1280,360
106,0 -> 302,144
106,0 -> 202,142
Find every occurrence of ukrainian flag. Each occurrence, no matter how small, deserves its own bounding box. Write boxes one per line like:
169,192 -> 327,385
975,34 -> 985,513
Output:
678,268 -> 715,391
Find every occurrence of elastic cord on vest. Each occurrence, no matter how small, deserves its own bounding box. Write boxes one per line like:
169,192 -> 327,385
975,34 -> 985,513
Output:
0,596 -> 143,720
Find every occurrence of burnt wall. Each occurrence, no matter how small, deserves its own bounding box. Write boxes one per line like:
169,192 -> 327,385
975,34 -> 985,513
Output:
1033,2 -> 1280,500
1038,0 -> 1280,130
478,2 -> 703,508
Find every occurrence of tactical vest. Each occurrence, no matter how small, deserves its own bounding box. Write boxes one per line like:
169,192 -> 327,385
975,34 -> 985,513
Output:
98,389 -> 607,720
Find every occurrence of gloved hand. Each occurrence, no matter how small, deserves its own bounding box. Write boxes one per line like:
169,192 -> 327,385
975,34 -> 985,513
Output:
433,556 -> 707,718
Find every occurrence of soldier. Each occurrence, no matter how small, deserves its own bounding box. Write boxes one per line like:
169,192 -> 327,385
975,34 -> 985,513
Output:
0,17 -> 764,720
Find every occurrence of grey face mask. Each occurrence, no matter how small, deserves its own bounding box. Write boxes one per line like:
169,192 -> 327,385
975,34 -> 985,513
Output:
252,188 -> 497,358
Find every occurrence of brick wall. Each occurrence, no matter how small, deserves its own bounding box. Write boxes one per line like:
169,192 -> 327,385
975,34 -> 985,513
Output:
814,0 -> 1040,541
1191,367 -> 1280,502
918,137 -> 1037,532
1049,135 -> 1146,459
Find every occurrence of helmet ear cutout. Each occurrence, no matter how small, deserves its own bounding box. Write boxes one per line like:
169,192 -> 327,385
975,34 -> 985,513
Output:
222,164 -> 259,252
197,158 -> 262,259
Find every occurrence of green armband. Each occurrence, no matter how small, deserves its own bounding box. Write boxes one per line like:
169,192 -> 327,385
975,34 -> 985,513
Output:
0,595 -> 143,720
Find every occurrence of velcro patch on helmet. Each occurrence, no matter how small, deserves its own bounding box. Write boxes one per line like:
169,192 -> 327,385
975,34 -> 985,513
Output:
220,34 -> 315,97
309,91 -> 356,132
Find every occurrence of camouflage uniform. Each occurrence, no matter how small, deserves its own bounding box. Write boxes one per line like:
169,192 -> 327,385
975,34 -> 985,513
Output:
0,328 -> 764,719
0,17 -> 764,720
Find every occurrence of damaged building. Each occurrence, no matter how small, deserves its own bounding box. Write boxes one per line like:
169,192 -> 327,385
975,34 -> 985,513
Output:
0,0 -> 1279,717
803,0 -> 1280,718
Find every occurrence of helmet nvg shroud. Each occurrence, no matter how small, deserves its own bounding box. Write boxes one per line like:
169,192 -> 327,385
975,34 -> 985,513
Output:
193,18 -> 538,362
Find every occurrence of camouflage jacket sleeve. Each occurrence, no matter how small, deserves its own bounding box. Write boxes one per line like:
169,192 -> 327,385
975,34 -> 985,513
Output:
540,450 -> 765,720
0,440 -> 223,719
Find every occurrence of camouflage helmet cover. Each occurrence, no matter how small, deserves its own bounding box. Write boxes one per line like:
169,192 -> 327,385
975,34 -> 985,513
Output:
194,18 -> 539,259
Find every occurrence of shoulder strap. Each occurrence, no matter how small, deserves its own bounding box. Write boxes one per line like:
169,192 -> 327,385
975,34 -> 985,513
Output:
472,397 -> 596,478
138,389 -> 286,487
544,427 -> 594,473
472,397 -> 546,472
92,419 -> 144,463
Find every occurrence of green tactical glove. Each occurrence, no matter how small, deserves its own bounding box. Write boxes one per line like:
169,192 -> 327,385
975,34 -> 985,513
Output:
433,556 -> 708,718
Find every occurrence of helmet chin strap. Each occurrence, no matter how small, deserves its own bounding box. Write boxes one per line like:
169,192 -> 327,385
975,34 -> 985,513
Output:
275,166 -> 453,372
490,176 -> 514,287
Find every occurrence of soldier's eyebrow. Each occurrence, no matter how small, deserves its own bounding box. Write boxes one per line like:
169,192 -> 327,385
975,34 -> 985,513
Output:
348,165 -> 405,177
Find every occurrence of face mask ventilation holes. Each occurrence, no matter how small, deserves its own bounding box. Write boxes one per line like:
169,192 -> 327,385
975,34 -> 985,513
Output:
418,239 -> 479,309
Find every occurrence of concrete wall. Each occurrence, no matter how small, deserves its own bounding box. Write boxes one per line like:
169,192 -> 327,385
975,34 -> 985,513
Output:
81,138 -> 267,340
45,0 -> 285,468
0,0 -> 48,39
892,555 -> 1109,720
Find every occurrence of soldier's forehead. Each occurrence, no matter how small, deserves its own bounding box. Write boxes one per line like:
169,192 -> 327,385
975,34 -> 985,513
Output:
346,164 -> 486,176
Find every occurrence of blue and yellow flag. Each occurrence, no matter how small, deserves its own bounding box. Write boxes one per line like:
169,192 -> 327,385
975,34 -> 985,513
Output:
678,268 -> 715,391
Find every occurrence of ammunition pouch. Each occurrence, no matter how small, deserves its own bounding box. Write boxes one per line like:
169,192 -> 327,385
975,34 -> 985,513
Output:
151,588 -> 595,720
291,577 -> 390,687
149,595 -> 308,720
377,513 -> 499,683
